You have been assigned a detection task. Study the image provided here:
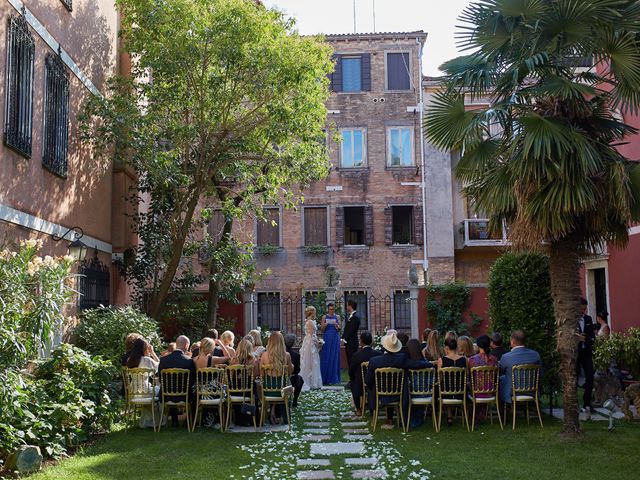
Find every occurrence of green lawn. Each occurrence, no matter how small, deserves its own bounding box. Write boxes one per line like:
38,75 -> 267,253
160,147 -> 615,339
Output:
32,386 -> 640,480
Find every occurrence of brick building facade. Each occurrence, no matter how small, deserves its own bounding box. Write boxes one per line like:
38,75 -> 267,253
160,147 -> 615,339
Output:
242,32 -> 429,338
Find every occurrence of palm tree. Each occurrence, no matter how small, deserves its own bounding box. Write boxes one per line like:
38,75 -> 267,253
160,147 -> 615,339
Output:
425,0 -> 640,435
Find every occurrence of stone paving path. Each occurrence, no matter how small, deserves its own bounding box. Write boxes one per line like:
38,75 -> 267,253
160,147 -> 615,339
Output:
234,387 -> 432,480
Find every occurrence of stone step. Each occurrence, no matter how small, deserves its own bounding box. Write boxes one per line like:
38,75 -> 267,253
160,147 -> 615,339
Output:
297,459 -> 331,467
345,457 -> 377,466
342,429 -> 369,434
306,422 -> 331,428
302,434 -> 333,442
309,442 -> 366,456
341,421 -> 368,427
304,428 -> 331,434
344,434 -> 373,441
351,469 -> 387,478
297,470 -> 335,479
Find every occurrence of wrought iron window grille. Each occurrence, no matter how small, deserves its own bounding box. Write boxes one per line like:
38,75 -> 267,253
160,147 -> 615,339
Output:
43,49 -> 70,178
77,252 -> 111,310
4,9 -> 35,158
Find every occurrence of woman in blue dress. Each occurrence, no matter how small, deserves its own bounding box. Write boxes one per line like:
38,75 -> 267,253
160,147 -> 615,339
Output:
320,303 -> 342,384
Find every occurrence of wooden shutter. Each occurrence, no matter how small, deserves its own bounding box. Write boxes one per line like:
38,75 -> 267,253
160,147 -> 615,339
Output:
384,207 -> 392,246
364,205 -> 374,246
330,54 -> 342,92
335,206 -> 344,247
414,205 -> 424,246
361,53 -> 371,91
257,208 -> 279,246
304,207 -> 328,246
387,53 -> 410,90
208,210 -> 226,243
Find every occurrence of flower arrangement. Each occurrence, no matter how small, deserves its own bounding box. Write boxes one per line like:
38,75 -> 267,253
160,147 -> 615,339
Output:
315,337 -> 325,350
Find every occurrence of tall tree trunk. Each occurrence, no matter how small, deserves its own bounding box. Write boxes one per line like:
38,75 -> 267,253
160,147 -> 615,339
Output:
149,192 -> 201,320
206,273 -> 220,328
549,235 -> 583,436
206,216 -> 235,327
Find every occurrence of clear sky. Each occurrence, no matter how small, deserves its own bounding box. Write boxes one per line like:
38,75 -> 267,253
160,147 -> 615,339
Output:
262,0 -> 473,76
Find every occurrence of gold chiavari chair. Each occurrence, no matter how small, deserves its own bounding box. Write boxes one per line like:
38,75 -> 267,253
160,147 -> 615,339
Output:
509,364 -> 543,429
159,368 -> 191,432
226,364 -> 256,430
437,367 -> 469,431
260,365 -> 291,431
406,368 -> 438,432
469,365 -> 502,431
193,367 -> 226,432
360,361 -> 369,418
125,367 -> 158,432
371,367 -> 405,432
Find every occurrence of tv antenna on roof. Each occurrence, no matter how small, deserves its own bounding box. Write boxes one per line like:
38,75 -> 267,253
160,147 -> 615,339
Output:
373,0 -> 376,33
353,0 -> 357,33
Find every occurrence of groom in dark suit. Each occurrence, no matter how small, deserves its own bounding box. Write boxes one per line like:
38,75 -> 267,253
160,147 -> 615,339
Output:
343,299 -> 360,389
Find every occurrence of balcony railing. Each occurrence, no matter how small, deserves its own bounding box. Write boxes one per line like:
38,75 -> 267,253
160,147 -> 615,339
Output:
462,219 -> 509,247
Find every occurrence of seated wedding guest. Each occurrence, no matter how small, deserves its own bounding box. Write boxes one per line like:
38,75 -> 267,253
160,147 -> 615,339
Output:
158,335 -> 196,426
468,335 -> 498,423
193,337 -> 228,369
204,329 -> 218,340
248,329 -> 266,359
126,338 -> 160,428
216,330 -> 236,358
161,342 -> 176,357
444,330 -> 458,343
365,331 -> 410,430
423,330 -> 444,362
437,336 -> 467,426
231,338 -> 256,367
399,333 -> 410,354
596,311 -> 610,339
421,328 -> 432,350
499,330 -> 542,405
405,338 -> 435,428
189,341 -> 201,358
284,334 -> 304,408
457,336 -> 474,357
122,333 -> 143,366
350,331 -> 383,416
204,329 -> 225,357
259,331 -> 294,424
490,332 -> 506,360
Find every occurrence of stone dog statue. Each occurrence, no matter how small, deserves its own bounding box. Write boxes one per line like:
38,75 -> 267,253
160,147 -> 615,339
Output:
622,383 -> 640,421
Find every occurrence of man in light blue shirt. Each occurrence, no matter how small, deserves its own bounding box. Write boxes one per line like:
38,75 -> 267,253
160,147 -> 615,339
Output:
499,330 -> 542,404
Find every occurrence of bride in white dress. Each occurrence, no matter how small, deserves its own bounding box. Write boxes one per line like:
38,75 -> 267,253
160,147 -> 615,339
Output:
299,306 -> 323,390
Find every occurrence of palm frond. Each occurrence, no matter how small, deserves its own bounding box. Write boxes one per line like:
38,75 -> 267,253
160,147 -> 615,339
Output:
424,91 -> 477,150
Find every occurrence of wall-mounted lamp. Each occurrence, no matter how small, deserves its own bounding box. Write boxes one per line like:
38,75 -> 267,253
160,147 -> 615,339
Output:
52,226 -> 87,262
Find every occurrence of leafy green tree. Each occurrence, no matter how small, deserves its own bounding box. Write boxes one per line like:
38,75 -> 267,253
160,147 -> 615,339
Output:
425,0 -> 640,435
82,0 -> 333,320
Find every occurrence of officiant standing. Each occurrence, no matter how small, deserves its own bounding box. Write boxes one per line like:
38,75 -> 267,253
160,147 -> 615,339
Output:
343,299 -> 361,389
320,303 -> 342,385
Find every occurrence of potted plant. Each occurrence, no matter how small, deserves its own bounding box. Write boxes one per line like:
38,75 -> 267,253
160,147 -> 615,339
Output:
594,328 -> 640,380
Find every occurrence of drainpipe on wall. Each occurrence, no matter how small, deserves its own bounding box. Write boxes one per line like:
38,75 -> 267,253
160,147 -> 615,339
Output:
417,37 -> 429,280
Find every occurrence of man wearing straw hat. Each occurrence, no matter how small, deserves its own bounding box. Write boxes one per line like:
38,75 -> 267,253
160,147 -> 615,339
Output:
365,330 -> 430,429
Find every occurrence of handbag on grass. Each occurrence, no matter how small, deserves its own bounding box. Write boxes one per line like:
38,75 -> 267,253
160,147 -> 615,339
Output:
281,385 -> 294,398
240,400 -> 256,416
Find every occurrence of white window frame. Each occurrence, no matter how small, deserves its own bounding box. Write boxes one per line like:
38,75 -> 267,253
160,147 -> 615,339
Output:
387,126 -> 415,167
340,128 -> 367,168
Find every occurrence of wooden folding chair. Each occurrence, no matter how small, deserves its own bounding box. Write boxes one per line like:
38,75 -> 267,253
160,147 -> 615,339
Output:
406,367 -> 437,432
371,367 -> 405,432
226,364 -> 256,430
193,367 -> 226,432
469,365 -> 502,431
437,367 -> 469,431
360,361 -> 369,418
509,364 -> 543,429
125,367 -> 158,432
260,365 -> 291,431
159,368 -> 191,432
